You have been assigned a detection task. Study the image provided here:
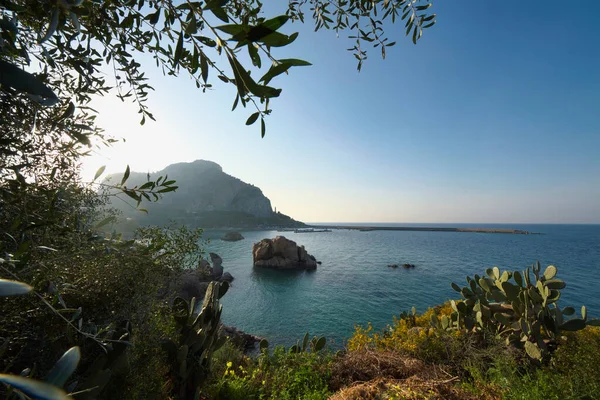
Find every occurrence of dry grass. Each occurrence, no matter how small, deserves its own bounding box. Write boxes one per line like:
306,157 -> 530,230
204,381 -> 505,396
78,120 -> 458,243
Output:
329,349 -> 499,400
329,377 -> 477,400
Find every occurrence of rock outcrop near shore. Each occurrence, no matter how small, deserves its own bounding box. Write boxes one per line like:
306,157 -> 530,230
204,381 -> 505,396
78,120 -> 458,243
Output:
252,236 -> 317,270
166,252 -> 233,302
222,231 -> 244,241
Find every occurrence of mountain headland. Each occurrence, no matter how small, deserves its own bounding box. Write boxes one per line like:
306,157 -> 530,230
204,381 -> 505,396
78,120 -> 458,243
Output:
103,160 -> 305,230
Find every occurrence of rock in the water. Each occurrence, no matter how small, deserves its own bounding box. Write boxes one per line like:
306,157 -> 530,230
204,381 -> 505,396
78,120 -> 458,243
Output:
210,252 -> 224,278
388,264 -> 399,268
220,272 -> 234,283
403,263 -> 416,269
222,231 -> 244,241
252,236 -> 317,270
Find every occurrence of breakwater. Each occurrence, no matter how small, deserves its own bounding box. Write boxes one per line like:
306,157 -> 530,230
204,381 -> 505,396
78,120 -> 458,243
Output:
308,225 -> 536,234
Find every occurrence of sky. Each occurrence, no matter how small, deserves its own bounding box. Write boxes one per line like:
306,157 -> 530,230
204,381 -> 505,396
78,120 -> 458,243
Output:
82,1 -> 600,224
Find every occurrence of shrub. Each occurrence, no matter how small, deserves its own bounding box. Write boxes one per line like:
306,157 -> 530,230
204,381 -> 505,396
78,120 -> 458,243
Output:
207,346 -> 333,399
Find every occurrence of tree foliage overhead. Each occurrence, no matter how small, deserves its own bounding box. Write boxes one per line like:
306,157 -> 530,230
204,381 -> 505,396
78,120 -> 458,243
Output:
1,0 -> 435,180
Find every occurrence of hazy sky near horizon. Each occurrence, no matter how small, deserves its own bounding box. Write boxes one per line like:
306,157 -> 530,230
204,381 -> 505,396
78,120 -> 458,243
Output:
82,1 -> 600,224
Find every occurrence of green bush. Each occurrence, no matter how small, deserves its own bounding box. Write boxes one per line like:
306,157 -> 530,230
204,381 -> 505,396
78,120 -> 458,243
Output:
208,346 -> 333,400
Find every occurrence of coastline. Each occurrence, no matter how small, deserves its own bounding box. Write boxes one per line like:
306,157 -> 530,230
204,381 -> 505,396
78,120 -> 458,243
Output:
307,225 -> 538,234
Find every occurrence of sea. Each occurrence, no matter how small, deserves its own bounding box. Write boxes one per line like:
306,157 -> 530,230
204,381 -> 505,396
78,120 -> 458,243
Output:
202,224 -> 600,348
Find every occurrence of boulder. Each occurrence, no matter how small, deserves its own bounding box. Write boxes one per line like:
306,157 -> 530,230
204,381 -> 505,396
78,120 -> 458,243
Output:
388,264 -> 399,269
222,231 -> 244,242
252,236 -> 317,270
220,272 -> 234,283
403,263 -> 416,269
169,270 -> 210,302
210,252 -> 224,278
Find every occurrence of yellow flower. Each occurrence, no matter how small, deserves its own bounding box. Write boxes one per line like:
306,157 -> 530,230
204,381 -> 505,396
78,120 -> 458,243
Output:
226,361 -> 232,368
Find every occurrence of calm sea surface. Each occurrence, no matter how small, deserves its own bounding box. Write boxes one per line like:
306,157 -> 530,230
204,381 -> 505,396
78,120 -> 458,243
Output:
203,224 -> 600,347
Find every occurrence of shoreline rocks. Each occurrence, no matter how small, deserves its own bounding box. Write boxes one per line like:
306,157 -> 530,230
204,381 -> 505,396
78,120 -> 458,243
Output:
221,231 -> 244,241
252,236 -> 317,270
164,252 -> 234,302
220,325 -> 264,354
210,252 -> 224,278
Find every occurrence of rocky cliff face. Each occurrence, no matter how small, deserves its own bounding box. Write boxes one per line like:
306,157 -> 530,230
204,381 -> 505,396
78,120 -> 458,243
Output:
103,160 -> 303,229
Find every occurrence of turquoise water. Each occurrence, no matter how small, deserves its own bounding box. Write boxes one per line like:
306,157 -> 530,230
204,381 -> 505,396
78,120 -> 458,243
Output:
203,224 -> 600,347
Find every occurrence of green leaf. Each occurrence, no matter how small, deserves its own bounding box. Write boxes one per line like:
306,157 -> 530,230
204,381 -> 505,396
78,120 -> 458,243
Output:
543,265 -> 557,280
260,117 -> 266,138
0,374 -> 69,399
501,282 -> 520,302
200,51 -> 209,83
186,16 -> 198,35
260,63 -> 292,85
492,267 -> 500,280
138,181 -> 155,190
0,60 -> 58,106
121,165 -> 130,186
174,31 -> 184,67
196,36 -> 217,47
544,279 -> 566,290
314,336 -> 326,352
93,166 -> 106,182
562,306 -> 575,316
560,318 -> 586,331
259,31 -> 298,47
227,53 -> 281,99
205,0 -> 229,23
259,339 -> 269,350
145,10 -> 160,25
246,112 -> 260,126
451,282 -> 461,292
0,279 -> 33,296
278,58 -> 312,67
45,347 -> 80,388
157,186 -> 178,193
215,24 -> 245,36
524,341 -> 542,360
513,271 -> 523,287
582,305 -> 587,321
248,44 -> 261,68
40,7 -> 59,44
247,15 -> 289,42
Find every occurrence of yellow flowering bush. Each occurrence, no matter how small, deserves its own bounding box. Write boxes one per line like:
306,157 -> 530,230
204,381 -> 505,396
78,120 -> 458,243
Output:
348,302 -> 462,363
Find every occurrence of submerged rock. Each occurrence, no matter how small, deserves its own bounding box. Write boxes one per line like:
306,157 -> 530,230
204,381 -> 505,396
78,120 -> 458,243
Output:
252,236 -> 317,270
222,231 -> 244,241
403,263 -> 416,269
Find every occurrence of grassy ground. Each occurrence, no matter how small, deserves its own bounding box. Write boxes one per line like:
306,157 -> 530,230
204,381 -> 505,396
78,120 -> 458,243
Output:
205,304 -> 600,400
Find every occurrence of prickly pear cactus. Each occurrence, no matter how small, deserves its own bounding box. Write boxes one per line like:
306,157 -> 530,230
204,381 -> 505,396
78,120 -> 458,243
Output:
162,281 -> 229,399
434,262 -> 600,360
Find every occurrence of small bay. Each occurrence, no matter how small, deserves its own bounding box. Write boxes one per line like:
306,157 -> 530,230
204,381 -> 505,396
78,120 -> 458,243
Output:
204,224 -> 600,347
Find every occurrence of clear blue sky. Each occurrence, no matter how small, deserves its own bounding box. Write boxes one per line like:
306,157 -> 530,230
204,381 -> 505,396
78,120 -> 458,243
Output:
83,1 -> 600,223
